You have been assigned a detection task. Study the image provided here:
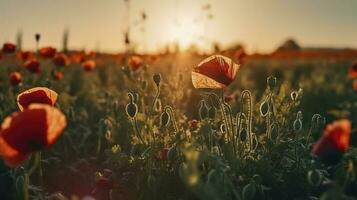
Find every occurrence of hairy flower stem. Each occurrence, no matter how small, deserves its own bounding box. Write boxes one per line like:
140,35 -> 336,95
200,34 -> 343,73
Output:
164,106 -> 178,133
150,85 -> 160,116
241,90 -> 254,152
134,117 -> 145,144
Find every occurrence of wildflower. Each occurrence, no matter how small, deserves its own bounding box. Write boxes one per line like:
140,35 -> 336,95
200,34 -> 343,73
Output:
24,58 -> 40,73
52,71 -> 64,81
9,72 -> 22,86
128,56 -> 143,71
0,104 -> 66,167
17,87 -> 58,111
82,60 -> 96,71
39,47 -> 56,58
312,119 -> 351,165
348,62 -> 357,79
188,119 -> 199,130
192,55 -> 239,89
2,43 -> 16,53
17,51 -> 33,61
53,53 -> 70,67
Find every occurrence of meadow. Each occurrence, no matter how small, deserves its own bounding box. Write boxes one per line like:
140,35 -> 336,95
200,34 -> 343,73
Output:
0,41 -> 356,200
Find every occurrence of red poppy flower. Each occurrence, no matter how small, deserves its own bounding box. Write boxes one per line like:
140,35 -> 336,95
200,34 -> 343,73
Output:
128,56 -> 143,71
24,58 -> 40,73
17,87 -> 58,111
353,80 -> 357,91
81,60 -> 96,71
52,71 -> 64,81
192,55 -> 239,89
70,53 -> 85,63
0,104 -> 66,167
17,51 -> 33,61
9,72 -> 22,86
348,62 -> 357,79
53,53 -> 70,67
188,119 -> 199,130
312,119 -> 351,165
2,43 -> 16,53
39,47 -> 56,58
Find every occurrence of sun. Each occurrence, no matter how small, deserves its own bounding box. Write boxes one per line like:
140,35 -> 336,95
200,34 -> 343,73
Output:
168,15 -> 201,49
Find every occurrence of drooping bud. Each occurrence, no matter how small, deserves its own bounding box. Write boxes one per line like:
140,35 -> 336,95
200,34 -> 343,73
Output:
291,91 -> 298,101
160,110 -> 170,127
259,101 -> 269,116
293,119 -> 302,132
126,93 -> 138,118
307,170 -> 322,187
153,73 -> 161,87
267,76 -> 277,90
199,100 -> 209,120
35,33 -> 41,43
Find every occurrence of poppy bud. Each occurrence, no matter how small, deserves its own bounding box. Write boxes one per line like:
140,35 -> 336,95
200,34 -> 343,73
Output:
240,129 -> 247,141
267,76 -> 277,90
208,106 -> 216,119
154,99 -> 162,112
125,102 -> 138,118
160,111 -> 170,127
153,73 -> 161,87
307,170 -> 322,187
259,101 -> 269,116
35,33 -> 41,42
199,100 -> 208,120
293,119 -> 302,132
291,91 -> 298,101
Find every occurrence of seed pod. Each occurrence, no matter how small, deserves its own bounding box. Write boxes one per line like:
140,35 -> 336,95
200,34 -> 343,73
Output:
160,111 -> 170,127
307,170 -> 322,187
242,183 -> 256,200
35,33 -> 41,42
291,91 -> 298,101
208,106 -> 216,119
153,73 -> 161,87
293,119 -> 302,132
259,101 -> 269,116
267,76 -> 277,90
296,111 -> 303,120
126,102 -> 138,118
199,100 -> 209,120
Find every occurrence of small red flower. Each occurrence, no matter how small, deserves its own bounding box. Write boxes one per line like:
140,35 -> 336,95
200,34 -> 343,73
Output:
2,43 -> 16,53
0,104 -> 67,167
353,80 -> 357,91
52,71 -> 64,81
70,53 -> 85,63
9,72 -> 22,86
348,62 -> 357,79
128,56 -> 143,71
17,51 -> 33,61
24,58 -> 40,73
17,87 -> 58,111
312,119 -> 351,165
192,55 -> 239,89
188,119 -> 199,130
82,60 -> 96,71
39,47 -> 56,58
53,53 -> 70,67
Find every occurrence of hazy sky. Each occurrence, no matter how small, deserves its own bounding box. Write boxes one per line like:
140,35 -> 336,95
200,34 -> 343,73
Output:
1,0 -> 357,53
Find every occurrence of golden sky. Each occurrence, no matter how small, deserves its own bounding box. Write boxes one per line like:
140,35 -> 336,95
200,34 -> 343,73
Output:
1,0 -> 357,53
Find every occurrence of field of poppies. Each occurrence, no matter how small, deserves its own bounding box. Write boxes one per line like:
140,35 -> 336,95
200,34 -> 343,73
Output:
0,40 -> 357,200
